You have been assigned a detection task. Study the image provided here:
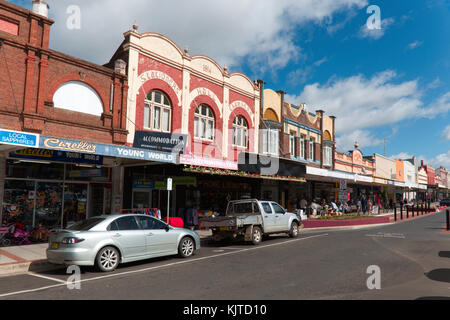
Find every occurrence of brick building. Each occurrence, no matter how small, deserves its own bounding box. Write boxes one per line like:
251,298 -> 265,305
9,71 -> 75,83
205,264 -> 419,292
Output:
0,0 -> 151,233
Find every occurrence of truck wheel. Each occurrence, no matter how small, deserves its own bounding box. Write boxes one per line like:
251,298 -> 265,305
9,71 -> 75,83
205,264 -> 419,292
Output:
252,227 -> 262,245
289,222 -> 299,238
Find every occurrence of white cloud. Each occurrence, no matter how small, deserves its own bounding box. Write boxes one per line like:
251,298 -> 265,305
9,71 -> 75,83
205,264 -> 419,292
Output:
444,126 -> 450,141
407,40 -> 423,50
314,57 -> 328,66
335,129 -> 383,152
427,151 -> 450,170
285,70 -> 450,157
45,0 -> 367,74
286,70 -> 425,135
390,152 -> 414,160
358,17 -> 395,40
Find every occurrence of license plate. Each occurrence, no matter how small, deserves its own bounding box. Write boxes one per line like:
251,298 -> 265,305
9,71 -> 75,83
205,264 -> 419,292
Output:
51,242 -> 59,249
219,227 -> 228,231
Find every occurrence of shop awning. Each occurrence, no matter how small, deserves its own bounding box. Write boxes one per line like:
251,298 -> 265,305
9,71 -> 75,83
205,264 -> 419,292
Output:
237,152 -> 306,179
38,135 -> 178,164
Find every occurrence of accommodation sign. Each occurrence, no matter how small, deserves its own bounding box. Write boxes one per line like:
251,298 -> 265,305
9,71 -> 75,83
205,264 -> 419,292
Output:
40,136 -> 177,164
133,131 -> 187,154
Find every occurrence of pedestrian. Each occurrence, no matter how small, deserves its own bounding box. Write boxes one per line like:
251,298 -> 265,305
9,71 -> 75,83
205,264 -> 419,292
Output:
362,196 -> 367,215
357,198 -> 362,214
367,199 -> 373,215
300,197 -> 308,215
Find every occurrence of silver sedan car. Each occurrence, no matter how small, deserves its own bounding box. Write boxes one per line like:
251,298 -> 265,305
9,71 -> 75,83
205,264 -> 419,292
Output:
46,214 -> 201,272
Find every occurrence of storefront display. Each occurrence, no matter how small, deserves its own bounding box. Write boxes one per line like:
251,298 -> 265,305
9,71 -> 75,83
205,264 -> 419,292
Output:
0,159 -> 111,240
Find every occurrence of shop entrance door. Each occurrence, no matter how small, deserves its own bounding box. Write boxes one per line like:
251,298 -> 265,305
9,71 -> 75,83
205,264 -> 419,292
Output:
132,190 -> 152,209
63,183 -> 88,229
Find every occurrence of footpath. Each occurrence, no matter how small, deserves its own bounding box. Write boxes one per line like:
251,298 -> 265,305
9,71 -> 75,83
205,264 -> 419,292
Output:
0,205 -> 444,277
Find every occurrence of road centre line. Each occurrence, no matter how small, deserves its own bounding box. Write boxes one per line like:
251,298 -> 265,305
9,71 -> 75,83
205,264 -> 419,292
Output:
0,233 -> 328,298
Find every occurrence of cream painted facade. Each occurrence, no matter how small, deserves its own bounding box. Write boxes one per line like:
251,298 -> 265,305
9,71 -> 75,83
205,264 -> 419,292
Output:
374,154 -> 397,181
122,31 -> 261,157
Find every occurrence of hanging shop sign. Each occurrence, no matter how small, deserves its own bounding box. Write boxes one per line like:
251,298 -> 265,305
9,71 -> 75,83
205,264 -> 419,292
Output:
40,136 -> 177,164
0,129 -> 39,148
10,148 -> 104,165
133,131 -> 187,154
68,169 -> 102,178
180,154 -> 238,170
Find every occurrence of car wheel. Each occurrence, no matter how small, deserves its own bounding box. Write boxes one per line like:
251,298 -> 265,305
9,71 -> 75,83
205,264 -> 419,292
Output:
179,237 -> 195,258
96,246 -> 120,272
2,239 -> 11,246
289,222 -> 299,238
251,226 -> 262,245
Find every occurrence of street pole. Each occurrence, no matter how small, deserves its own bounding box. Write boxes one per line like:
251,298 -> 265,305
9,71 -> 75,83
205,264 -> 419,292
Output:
167,178 -> 172,226
446,210 -> 449,231
394,205 -> 397,222
406,205 -> 409,219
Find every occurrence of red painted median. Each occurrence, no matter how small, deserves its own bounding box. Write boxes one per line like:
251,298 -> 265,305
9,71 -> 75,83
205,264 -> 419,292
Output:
303,216 -> 391,228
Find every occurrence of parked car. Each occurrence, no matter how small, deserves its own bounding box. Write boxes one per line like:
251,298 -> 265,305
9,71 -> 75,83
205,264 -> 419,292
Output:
440,198 -> 450,207
46,214 -> 200,272
199,199 -> 302,245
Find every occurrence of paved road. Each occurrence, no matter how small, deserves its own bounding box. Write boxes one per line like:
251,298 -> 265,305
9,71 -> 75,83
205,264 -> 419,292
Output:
0,210 -> 449,300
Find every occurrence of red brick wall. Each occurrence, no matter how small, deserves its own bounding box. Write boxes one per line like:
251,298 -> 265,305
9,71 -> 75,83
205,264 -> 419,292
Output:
0,1 -> 128,145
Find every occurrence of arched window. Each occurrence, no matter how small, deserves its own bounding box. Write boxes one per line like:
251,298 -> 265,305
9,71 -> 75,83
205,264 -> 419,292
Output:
53,81 -> 103,116
194,104 -> 215,141
232,116 -> 248,148
144,90 -> 171,132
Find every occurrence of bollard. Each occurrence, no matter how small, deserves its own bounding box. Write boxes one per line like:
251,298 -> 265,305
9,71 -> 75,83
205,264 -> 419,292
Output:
412,204 -> 414,217
406,205 -> 409,219
394,205 -> 397,222
400,203 -> 403,220
447,210 -> 449,231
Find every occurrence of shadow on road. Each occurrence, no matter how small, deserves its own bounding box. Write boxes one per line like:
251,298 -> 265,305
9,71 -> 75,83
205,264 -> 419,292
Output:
425,269 -> 450,283
438,251 -> 450,258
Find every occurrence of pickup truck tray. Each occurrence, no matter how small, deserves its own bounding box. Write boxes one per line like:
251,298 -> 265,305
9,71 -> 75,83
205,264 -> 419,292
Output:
199,215 -> 262,229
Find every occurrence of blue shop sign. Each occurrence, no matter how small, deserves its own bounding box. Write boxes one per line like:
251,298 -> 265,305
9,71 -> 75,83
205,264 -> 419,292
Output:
10,148 -> 104,165
39,136 -> 177,164
0,129 -> 39,148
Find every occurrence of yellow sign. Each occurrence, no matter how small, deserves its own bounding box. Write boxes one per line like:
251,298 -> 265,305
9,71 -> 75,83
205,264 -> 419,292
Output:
43,138 -> 96,153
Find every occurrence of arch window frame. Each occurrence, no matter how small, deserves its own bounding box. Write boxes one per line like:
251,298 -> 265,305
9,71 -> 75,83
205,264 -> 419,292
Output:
194,104 -> 215,142
144,90 -> 172,133
232,115 -> 249,148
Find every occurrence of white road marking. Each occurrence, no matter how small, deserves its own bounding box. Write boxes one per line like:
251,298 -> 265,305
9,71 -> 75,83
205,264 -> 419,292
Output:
28,272 -> 68,284
366,232 -> 406,239
0,233 -> 328,298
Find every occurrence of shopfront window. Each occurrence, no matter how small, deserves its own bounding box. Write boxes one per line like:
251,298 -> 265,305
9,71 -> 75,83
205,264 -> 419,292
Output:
2,180 -> 35,227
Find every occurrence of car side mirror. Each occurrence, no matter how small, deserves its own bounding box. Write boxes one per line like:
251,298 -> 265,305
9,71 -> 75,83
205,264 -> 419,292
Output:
165,225 -> 170,232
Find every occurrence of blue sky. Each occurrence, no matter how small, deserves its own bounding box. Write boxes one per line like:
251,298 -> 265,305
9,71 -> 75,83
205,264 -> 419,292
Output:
10,0 -> 450,168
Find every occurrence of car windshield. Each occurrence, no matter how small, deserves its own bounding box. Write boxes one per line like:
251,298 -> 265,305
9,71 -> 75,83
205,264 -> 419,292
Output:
66,218 -> 105,231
